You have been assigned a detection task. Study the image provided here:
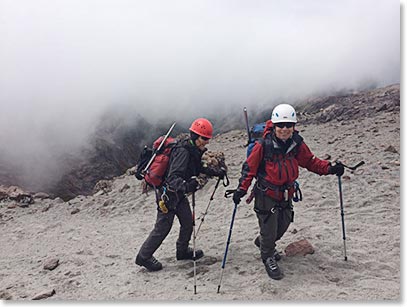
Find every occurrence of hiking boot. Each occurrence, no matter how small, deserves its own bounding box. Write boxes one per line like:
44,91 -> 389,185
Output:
135,254 -> 163,271
263,257 -> 283,280
176,247 -> 204,260
254,236 -> 282,261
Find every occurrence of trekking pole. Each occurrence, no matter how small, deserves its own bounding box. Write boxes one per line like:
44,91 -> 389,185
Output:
192,191 -> 197,294
195,177 -> 221,237
217,202 -> 238,294
335,160 -> 365,261
337,174 -> 347,261
143,122 -> 176,174
243,107 -> 251,146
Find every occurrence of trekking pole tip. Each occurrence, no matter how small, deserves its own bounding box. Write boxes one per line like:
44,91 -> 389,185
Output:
217,286 -> 221,294
344,256 -> 348,261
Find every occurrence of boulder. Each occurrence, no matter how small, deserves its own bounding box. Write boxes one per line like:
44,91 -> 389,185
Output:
0,185 -> 33,204
284,239 -> 315,256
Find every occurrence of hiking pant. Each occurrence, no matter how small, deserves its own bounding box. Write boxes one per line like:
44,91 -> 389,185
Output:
137,195 -> 193,259
254,188 -> 293,261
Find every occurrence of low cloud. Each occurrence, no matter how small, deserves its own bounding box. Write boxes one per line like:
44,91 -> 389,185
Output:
0,0 -> 400,189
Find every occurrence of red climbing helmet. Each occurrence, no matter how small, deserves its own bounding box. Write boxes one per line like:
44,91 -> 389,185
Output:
189,118 -> 213,139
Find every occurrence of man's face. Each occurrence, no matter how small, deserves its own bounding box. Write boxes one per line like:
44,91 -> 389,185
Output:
274,122 -> 295,141
195,136 -> 210,150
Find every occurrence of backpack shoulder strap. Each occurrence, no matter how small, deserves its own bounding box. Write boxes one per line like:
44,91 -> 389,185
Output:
286,131 -> 303,154
292,131 -> 303,144
262,134 -> 278,160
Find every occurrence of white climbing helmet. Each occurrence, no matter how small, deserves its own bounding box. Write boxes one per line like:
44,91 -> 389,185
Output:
271,104 -> 297,123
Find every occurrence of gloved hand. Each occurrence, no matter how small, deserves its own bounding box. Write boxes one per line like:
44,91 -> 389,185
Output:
135,172 -> 144,180
203,167 -> 227,179
216,167 -> 227,179
185,178 -> 199,193
328,163 -> 345,176
232,189 -> 247,205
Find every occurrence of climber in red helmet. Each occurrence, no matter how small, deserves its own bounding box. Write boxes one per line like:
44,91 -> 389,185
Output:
135,118 -> 226,271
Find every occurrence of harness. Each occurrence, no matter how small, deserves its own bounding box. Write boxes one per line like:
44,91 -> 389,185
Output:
253,201 -> 293,223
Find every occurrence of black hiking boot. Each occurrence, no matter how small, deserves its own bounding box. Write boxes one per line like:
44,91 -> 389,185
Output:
263,257 -> 284,280
176,247 -> 204,260
254,236 -> 282,261
135,254 -> 163,271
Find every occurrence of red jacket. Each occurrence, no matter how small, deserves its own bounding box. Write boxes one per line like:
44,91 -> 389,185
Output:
237,120 -> 331,201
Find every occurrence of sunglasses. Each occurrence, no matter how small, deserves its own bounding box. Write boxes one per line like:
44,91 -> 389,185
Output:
200,136 -> 210,141
275,122 -> 295,129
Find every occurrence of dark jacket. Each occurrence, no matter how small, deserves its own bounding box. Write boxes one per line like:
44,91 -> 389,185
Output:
164,139 -> 205,195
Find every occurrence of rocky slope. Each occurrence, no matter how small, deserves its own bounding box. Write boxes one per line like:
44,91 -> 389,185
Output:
0,84 -> 399,202
0,85 -> 400,300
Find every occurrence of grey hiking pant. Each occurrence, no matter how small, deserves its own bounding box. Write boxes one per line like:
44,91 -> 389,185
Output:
254,187 -> 293,261
137,195 -> 193,259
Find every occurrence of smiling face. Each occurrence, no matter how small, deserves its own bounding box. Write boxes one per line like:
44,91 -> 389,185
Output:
274,122 -> 295,141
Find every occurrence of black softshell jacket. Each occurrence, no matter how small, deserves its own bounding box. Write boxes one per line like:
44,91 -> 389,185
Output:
165,139 -> 205,194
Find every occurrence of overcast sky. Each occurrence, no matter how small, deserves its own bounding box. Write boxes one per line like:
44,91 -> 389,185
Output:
0,0 -> 400,187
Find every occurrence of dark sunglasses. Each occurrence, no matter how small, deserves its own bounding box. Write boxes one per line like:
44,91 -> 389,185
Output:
200,136 -> 210,141
275,122 -> 295,129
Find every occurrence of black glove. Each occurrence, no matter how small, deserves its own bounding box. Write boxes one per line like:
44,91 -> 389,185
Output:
185,178 -> 199,193
328,163 -> 345,176
232,189 -> 247,205
216,168 -> 227,179
135,172 -> 144,180
203,167 -> 227,179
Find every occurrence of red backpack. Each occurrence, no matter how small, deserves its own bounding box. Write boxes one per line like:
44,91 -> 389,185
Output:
143,136 -> 177,187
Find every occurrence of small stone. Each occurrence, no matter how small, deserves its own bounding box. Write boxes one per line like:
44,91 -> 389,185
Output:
7,203 -> 17,209
377,104 -> 388,112
322,154 -> 331,160
70,208 -> 80,215
17,202 -> 29,208
34,192 -> 50,199
0,290 -> 13,300
103,199 -> 114,207
326,276 -> 340,283
43,258 -> 59,270
32,289 -> 56,300
41,204 -> 52,212
384,145 -> 398,154
126,167 -> 137,176
119,184 -> 130,192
